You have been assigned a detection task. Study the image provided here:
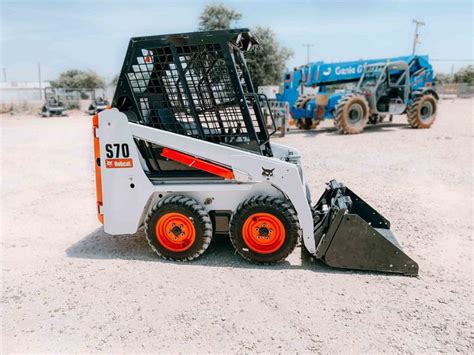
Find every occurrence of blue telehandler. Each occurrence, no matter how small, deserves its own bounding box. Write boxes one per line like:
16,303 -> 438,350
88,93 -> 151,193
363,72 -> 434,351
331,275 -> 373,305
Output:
276,55 -> 438,134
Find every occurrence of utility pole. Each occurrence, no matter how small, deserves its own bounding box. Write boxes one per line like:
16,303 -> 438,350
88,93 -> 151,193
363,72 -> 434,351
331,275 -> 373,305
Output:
412,19 -> 425,55
302,43 -> 314,64
1,67 -> 6,82
38,62 -> 42,100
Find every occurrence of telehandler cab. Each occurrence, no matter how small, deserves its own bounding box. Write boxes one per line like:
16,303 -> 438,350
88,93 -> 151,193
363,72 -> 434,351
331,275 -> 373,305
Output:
93,30 -> 418,275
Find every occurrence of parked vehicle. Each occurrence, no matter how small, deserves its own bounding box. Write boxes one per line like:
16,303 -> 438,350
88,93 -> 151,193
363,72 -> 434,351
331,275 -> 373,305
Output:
88,97 -> 110,115
41,87 -> 67,117
277,55 -> 438,133
92,30 -> 418,275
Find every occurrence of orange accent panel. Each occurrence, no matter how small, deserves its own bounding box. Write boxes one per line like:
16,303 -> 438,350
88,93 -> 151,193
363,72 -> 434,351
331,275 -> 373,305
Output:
92,114 -> 104,224
161,148 -> 234,180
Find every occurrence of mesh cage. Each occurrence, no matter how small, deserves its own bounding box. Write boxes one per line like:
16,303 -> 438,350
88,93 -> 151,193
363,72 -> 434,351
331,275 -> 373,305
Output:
113,30 -> 272,156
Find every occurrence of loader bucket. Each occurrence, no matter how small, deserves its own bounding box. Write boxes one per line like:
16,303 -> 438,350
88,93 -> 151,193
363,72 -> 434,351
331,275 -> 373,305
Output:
312,180 -> 419,276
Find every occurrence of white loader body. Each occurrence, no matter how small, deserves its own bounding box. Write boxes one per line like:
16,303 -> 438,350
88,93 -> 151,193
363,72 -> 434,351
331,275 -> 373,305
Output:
95,109 -> 317,253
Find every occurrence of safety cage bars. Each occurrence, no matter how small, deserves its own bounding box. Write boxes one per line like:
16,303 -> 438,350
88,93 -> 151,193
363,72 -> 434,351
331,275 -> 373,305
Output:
113,30 -> 274,166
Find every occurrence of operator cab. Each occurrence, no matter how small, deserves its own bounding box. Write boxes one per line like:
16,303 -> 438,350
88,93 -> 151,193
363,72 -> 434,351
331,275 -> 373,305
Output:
358,61 -> 410,115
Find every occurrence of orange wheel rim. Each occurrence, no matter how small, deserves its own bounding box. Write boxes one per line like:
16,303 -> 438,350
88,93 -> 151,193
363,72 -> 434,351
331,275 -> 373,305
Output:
242,212 -> 285,254
155,212 -> 196,252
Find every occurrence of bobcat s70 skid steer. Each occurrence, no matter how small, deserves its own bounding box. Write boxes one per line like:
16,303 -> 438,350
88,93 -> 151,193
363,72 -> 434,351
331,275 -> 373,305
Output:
93,30 -> 418,276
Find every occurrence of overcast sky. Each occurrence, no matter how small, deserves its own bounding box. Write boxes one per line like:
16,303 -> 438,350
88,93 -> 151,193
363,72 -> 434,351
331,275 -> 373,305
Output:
1,0 -> 472,83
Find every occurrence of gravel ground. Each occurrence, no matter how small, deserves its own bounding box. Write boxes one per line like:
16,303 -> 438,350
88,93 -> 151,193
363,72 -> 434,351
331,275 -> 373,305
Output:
1,98 -> 473,353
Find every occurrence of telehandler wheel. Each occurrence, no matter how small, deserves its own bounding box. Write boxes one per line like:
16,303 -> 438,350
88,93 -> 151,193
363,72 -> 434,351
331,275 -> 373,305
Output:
229,196 -> 300,263
334,94 -> 369,134
295,94 -> 315,110
302,118 -> 313,130
295,94 -> 317,130
295,119 -> 313,129
407,94 -> 437,128
145,195 -> 213,261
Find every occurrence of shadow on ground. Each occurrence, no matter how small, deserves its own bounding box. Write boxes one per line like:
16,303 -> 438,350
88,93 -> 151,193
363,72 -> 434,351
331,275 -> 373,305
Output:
284,122 -> 409,137
66,227 -> 395,276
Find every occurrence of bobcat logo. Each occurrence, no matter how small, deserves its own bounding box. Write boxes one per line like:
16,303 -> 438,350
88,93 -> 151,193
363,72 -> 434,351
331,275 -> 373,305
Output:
261,167 -> 275,177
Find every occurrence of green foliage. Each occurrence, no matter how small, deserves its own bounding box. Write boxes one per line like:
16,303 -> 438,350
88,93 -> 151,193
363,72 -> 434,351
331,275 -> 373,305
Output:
51,69 -> 106,89
434,73 -> 452,84
198,3 -> 241,31
111,74 -> 119,86
245,27 -> 293,88
197,5 -> 292,88
454,65 -> 474,85
66,102 -> 80,110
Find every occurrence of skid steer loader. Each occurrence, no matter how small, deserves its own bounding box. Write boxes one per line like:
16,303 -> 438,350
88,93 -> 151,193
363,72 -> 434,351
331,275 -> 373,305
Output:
93,30 -> 418,276
41,87 -> 68,117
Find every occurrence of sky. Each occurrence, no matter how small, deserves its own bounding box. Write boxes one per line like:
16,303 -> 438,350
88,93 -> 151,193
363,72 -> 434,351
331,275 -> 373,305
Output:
0,0 -> 472,83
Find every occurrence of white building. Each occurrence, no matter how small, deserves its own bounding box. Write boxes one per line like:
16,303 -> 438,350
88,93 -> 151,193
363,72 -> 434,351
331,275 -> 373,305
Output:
0,82 -> 51,102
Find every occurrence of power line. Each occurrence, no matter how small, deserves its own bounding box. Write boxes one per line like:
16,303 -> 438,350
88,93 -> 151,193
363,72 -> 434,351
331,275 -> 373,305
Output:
431,59 -> 473,62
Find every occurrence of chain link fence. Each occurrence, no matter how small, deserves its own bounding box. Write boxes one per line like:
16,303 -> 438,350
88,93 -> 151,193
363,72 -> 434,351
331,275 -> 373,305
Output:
437,83 -> 474,98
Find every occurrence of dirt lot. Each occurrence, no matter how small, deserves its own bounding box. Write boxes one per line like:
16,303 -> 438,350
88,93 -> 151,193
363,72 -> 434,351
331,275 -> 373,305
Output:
1,99 -> 472,353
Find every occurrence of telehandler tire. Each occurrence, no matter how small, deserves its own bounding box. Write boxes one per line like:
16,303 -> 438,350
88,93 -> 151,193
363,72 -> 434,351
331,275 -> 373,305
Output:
303,118 -> 313,130
334,94 -> 369,134
229,196 -> 300,263
295,118 -> 312,130
295,94 -> 315,110
407,93 -> 437,128
145,195 -> 213,261
295,94 -> 317,130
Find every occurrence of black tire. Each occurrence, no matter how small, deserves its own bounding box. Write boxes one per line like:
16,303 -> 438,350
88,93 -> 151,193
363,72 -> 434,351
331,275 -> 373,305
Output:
368,114 -> 381,124
294,118 -> 315,130
407,93 -> 437,128
302,118 -> 313,130
144,195 -> 213,261
294,94 -> 316,110
295,94 -> 317,130
334,94 -> 369,134
229,196 -> 300,263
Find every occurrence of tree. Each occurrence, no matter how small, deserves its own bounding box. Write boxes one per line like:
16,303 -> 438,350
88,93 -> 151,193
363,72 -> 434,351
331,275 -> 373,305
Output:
51,69 -> 106,89
198,4 -> 241,31
198,5 -> 292,88
454,65 -> 474,85
111,74 -> 119,87
245,27 -> 293,88
434,72 -> 452,85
